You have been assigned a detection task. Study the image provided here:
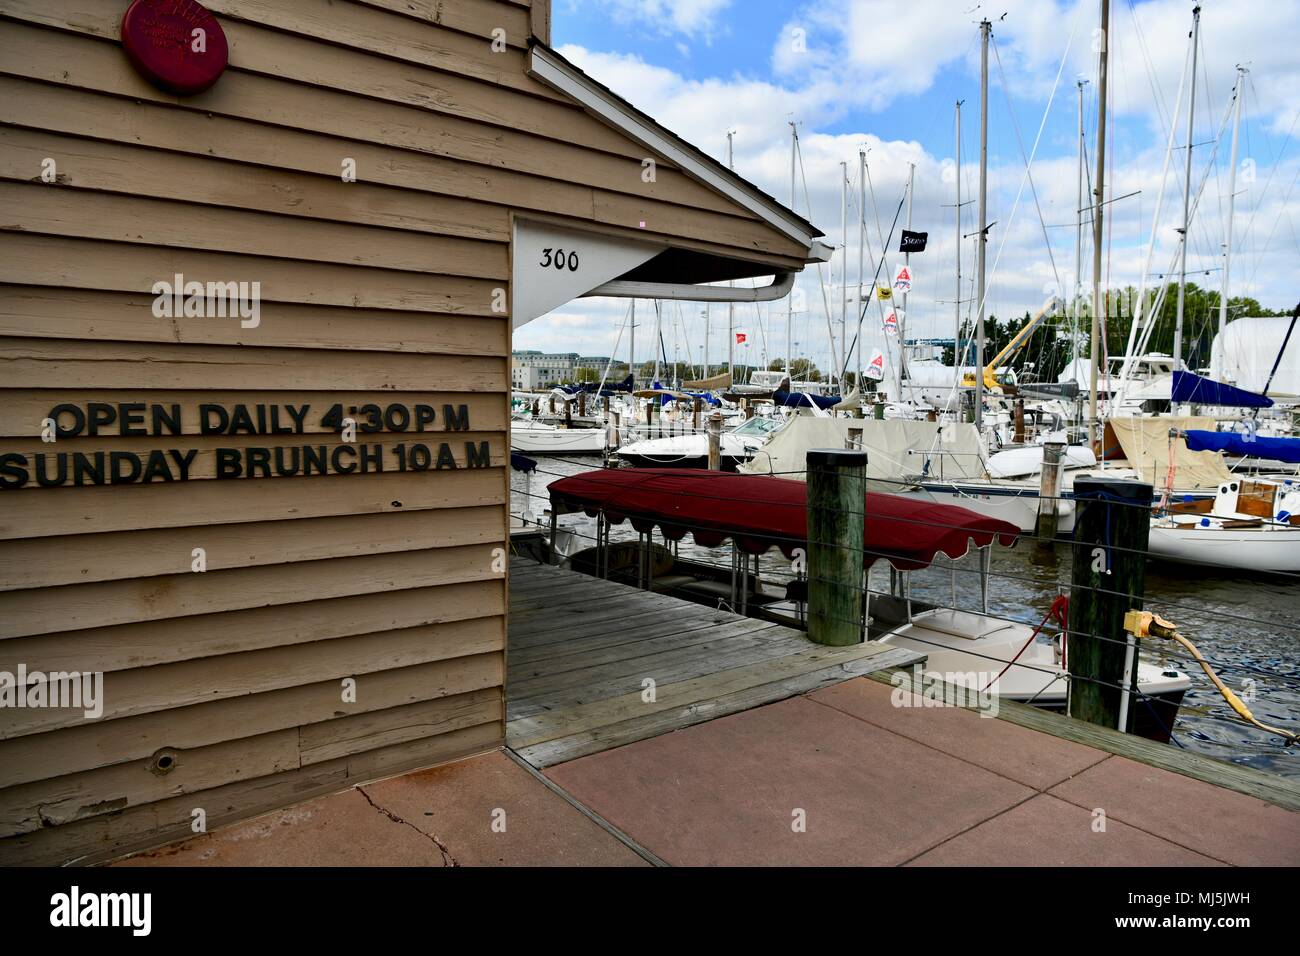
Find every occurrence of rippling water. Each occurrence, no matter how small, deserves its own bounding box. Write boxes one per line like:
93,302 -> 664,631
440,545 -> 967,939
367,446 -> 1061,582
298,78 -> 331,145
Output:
512,455 -> 1300,779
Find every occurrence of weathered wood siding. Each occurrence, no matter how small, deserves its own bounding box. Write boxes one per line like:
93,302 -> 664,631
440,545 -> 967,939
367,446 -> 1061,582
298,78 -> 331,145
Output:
0,0 -> 805,865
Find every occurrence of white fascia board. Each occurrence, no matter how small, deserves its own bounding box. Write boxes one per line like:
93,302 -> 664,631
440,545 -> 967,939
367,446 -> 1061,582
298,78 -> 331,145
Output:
528,45 -> 819,252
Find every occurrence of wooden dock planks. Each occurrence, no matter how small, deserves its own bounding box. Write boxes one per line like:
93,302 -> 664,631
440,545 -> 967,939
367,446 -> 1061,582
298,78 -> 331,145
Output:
507,557 -> 923,768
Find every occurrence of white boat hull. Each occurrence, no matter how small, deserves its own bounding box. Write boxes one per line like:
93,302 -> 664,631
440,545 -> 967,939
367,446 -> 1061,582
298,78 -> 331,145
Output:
510,424 -> 606,455
1148,522 -> 1300,573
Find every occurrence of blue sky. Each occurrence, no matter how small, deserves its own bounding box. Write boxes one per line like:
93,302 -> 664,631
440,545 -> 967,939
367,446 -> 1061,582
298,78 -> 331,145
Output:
519,1 -> 1300,377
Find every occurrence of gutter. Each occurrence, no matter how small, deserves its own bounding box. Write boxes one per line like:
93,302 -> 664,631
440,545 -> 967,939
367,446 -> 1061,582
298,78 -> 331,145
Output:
582,271 -> 796,303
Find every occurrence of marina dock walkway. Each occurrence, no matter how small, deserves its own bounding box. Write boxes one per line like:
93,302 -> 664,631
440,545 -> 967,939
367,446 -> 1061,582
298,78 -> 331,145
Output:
505,556 -> 922,767
112,558 -> 1299,867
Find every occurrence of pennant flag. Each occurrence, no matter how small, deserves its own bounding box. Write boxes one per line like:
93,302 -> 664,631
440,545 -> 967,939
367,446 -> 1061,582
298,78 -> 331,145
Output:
865,348 -> 886,381
877,285 -> 893,301
735,331 -> 748,345
883,310 -> 901,336
899,230 -> 929,253
893,265 -> 913,294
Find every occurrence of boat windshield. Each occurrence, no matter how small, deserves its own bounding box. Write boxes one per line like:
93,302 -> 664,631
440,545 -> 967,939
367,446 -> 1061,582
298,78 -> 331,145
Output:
729,417 -> 782,437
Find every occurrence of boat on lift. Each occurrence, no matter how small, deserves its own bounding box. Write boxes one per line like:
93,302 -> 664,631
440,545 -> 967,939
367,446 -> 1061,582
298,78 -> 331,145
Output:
545,468 -> 1190,741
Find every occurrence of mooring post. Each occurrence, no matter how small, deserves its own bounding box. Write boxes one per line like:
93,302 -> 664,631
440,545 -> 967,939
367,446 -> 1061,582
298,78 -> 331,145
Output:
873,398 -> 885,420
548,395 -> 556,416
706,410 -> 723,470
1067,476 -> 1153,731
564,398 -> 572,428
610,410 -> 621,449
1035,440 -> 1067,546
578,392 -> 587,417
806,448 -> 867,646
693,396 -> 702,432
1013,398 -> 1025,443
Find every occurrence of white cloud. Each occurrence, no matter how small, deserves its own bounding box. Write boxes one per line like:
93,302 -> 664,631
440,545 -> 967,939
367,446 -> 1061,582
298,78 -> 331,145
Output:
521,4 -> 1300,375
564,0 -> 735,40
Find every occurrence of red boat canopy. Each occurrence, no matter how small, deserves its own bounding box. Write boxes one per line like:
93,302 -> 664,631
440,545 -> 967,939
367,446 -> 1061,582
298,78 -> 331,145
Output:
549,468 -> 1019,571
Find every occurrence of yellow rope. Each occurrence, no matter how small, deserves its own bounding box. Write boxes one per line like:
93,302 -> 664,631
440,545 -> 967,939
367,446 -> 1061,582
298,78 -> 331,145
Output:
1125,610 -> 1298,744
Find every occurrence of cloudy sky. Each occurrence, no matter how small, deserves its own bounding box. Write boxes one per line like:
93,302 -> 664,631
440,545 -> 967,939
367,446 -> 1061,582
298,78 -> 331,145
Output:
516,0 -> 1300,378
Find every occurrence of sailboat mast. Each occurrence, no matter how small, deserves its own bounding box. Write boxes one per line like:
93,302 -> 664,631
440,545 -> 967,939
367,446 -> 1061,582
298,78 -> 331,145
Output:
858,149 -> 866,385
955,101 -> 963,359
703,305 -> 710,376
902,162 -> 914,380
1173,4 -> 1201,373
653,300 -> 661,385
1219,65 -> 1245,336
1089,0 -> 1109,440
976,19 -> 990,430
629,298 -> 636,388
727,130 -> 736,378
841,160 -> 848,390
788,121 -> 797,377
1074,79 -> 1087,365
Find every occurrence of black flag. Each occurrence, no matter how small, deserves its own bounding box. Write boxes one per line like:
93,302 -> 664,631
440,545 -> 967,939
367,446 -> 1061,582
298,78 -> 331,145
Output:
899,230 -> 928,252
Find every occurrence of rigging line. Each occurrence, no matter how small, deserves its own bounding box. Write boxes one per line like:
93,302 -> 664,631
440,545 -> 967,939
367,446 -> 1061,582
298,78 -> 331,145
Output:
967,6 -> 1079,370
1116,35 -> 1191,396
1240,90 -> 1299,287
934,7 -> 1083,419
842,187 -> 907,385
1129,88 -> 1241,368
990,36 -> 1064,295
794,133 -> 842,380
1125,0 -> 1172,136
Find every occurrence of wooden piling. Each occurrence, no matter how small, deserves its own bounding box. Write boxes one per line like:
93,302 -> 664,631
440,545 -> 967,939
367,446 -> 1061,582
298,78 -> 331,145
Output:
1067,476 -> 1153,731
693,396 -> 702,432
1035,440 -> 1066,546
1013,398 -> 1025,443
806,448 -> 867,647
564,398 -> 572,428
706,411 -> 723,471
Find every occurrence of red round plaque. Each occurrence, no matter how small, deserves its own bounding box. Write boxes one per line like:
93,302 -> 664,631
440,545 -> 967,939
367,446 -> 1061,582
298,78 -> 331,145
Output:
121,0 -> 229,96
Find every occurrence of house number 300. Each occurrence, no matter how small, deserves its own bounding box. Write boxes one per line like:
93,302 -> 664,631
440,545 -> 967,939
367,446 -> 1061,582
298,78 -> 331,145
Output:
540,248 -> 579,271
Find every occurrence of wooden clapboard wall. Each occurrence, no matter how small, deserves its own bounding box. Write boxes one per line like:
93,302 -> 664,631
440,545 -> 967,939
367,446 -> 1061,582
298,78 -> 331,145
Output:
0,0 -> 807,865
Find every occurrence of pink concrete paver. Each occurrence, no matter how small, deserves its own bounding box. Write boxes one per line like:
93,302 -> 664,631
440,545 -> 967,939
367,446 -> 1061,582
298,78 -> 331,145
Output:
907,793 -> 1224,866
546,694 -> 1035,866
115,752 -> 646,867
112,789 -> 440,867
1048,756 -> 1300,866
810,677 -> 1111,790
360,751 -> 646,866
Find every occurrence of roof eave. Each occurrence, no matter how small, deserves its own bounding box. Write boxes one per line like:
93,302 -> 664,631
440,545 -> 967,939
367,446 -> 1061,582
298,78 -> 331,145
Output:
527,42 -> 824,253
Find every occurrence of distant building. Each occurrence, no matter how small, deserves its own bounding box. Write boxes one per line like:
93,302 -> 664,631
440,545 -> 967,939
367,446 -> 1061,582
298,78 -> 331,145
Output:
512,350 -> 578,390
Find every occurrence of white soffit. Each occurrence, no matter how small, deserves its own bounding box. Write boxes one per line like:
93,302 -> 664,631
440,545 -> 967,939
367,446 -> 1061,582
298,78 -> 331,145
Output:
512,220 -> 665,329
527,45 -> 819,251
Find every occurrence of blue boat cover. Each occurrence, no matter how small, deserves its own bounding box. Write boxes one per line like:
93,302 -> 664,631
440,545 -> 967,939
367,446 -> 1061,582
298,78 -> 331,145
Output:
1171,370 -> 1273,408
773,389 -> 842,410
509,452 -> 538,473
1183,430 -> 1300,464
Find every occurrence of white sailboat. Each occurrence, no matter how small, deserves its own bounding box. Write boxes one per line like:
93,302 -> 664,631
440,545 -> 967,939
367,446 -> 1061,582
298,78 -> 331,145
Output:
1150,475 -> 1300,573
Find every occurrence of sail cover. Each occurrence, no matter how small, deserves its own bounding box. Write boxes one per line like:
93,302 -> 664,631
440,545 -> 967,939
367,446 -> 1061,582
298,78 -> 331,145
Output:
1171,371 -> 1273,408
1183,430 -> 1300,464
773,389 -> 841,410
549,468 -> 1018,570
